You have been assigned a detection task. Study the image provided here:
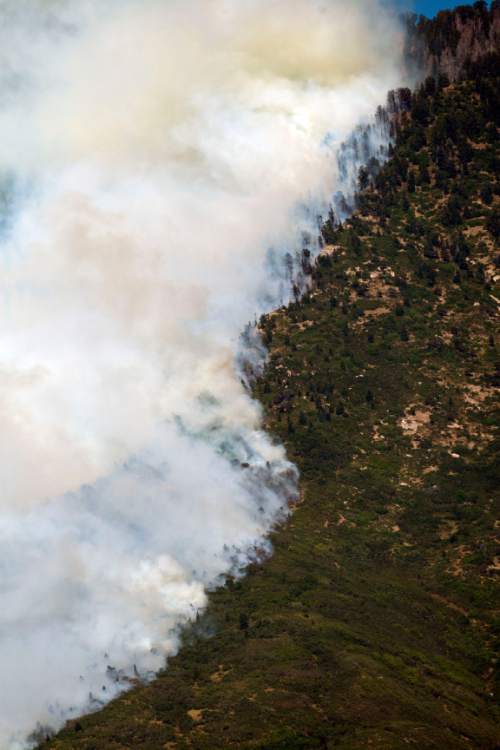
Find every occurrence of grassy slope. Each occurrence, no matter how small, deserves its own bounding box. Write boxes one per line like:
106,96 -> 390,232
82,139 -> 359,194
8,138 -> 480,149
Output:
42,61 -> 499,750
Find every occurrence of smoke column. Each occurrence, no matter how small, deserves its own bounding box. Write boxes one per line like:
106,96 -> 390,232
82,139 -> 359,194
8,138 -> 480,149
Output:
0,1 -> 402,746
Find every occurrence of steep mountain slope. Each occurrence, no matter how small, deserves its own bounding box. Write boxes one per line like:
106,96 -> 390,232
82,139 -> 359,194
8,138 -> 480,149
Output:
41,10 -> 499,750
405,1 -> 500,81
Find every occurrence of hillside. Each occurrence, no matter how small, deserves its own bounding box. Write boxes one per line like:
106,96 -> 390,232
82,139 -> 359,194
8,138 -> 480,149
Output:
40,12 -> 499,750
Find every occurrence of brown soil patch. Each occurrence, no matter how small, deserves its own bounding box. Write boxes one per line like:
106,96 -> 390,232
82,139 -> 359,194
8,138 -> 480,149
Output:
210,666 -> 230,684
400,407 -> 432,436
439,520 -> 459,541
187,709 -> 204,723
487,556 -> 500,574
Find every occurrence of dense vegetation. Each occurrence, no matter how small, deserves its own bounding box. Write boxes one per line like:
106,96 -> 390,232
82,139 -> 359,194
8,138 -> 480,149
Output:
42,32 -> 499,750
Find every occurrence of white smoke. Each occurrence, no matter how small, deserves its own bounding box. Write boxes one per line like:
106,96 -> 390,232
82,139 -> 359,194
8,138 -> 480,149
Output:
0,0 -> 403,746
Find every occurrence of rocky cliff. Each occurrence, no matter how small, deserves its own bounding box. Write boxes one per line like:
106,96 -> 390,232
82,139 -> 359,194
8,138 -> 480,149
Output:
405,1 -> 500,81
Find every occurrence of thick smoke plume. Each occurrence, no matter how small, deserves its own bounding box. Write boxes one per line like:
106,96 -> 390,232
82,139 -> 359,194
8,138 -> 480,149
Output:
0,1 -> 402,746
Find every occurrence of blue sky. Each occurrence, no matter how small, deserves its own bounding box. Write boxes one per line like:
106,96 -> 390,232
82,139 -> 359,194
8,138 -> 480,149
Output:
399,0 -> 489,16
412,0 -> 460,14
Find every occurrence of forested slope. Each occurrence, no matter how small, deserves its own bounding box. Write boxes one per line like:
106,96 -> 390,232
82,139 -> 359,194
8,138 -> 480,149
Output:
42,15 -> 499,750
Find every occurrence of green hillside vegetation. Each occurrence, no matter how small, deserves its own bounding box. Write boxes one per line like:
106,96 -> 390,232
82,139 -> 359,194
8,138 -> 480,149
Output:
41,52 -> 500,750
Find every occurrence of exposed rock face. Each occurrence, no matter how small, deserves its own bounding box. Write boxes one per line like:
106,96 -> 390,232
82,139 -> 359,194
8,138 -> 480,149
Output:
405,1 -> 500,82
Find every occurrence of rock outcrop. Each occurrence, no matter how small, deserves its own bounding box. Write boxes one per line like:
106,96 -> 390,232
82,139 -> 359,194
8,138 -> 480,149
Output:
405,1 -> 500,81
